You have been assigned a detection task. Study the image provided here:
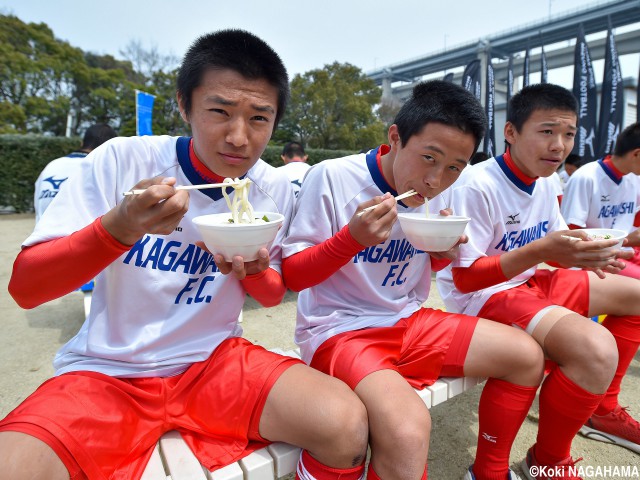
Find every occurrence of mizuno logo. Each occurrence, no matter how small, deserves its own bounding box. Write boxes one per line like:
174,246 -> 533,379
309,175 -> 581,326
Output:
506,213 -> 521,225
44,176 -> 67,190
601,195 -> 610,202
482,432 -> 497,443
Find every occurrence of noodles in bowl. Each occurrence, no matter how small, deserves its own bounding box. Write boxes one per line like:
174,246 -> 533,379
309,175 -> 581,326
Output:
192,178 -> 284,261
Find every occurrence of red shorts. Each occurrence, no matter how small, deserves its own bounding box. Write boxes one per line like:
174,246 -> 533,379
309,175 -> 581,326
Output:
310,308 -> 478,390
479,268 -> 590,332
0,337 -> 302,480
618,246 -> 640,279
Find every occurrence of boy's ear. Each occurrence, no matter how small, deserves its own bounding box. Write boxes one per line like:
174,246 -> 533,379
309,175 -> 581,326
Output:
176,92 -> 189,123
504,121 -> 517,145
388,124 -> 401,148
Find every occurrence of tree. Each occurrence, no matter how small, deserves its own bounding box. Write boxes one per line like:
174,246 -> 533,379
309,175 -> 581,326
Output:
0,15 -> 86,134
277,62 -> 386,150
119,39 -> 179,86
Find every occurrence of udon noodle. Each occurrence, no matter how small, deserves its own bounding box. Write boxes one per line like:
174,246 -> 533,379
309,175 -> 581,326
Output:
221,177 -> 262,224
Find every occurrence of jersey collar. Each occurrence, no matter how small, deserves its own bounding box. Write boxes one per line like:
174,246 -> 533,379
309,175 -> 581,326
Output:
365,145 -> 411,208
67,151 -> 88,158
176,137 -> 245,201
599,155 -> 623,185
495,150 -> 537,195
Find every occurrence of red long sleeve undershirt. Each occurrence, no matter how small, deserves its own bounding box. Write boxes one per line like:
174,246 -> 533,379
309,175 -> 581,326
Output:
282,225 -> 364,292
9,217 -> 285,309
240,268 -> 286,307
9,218 -> 130,309
451,255 -> 508,294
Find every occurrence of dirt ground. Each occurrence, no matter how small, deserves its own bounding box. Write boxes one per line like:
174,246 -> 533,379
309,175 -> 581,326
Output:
1,213 -> 638,479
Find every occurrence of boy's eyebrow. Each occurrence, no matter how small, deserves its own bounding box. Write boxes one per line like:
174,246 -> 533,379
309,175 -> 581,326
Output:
540,121 -> 577,131
207,95 -> 276,114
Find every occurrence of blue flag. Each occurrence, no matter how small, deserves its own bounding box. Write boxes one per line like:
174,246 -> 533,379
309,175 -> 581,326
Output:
136,90 -> 155,136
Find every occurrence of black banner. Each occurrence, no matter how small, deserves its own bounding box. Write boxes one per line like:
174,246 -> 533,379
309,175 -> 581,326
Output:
597,22 -> 624,157
484,59 -> 496,157
523,45 -> 530,87
572,24 -> 598,163
506,55 -> 514,122
540,45 -> 548,84
461,59 -> 482,101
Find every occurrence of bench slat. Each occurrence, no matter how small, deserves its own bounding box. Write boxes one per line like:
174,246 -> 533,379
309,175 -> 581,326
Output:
238,448 -> 275,480
266,442 -> 301,478
207,461 -> 244,480
426,380 -> 449,406
159,431 -> 208,479
441,377 -> 465,398
140,443 -> 168,480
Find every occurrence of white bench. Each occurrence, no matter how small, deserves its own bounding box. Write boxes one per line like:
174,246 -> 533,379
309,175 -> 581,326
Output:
141,348 -> 485,480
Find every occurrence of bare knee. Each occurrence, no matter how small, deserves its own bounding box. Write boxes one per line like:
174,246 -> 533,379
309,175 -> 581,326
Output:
577,328 -> 618,383
505,333 -> 545,386
311,385 -> 369,466
550,323 -> 618,391
0,431 -> 69,480
371,410 -> 430,479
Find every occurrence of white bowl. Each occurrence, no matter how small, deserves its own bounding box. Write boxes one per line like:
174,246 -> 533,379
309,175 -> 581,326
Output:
192,212 -> 284,262
397,213 -> 470,252
580,228 -> 627,249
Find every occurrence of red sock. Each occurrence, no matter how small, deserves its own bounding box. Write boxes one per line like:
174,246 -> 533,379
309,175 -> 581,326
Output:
472,378 -> 537,480
296,450 -> 365,480
596,315 -> 640,414
535,367 -> 603,465
366,464 -> 427,479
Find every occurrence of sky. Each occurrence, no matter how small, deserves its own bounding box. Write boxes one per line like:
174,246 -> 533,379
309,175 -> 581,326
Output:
3,0 -> 638,78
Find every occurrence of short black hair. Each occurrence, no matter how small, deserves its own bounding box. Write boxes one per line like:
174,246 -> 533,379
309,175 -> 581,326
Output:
470,151 -> 491,165
564,153 -> 583,167
81,124 -> 117,151
507,83 -> 578,132
177,29 -> 289,128
613,122 -> 640,156
282,141 -> 305,158
393,80 -> 487,153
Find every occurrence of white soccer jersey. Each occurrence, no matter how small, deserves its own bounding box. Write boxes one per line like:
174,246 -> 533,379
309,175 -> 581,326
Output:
436,155 -> 567,316
278,161 -> 311,198
34,152 -> 88,223
561,159 -> 637,232
550,171 -> 564,197
24,135 -> 293,377
282,147 -> 437,364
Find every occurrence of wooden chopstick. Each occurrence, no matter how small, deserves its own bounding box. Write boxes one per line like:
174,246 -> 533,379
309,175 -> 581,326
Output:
561,235 -> 582,242
123,182 -> 240,196
357,190 -> 418,216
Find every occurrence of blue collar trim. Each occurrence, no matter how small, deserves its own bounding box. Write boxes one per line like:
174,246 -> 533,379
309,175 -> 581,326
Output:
598,158 -> 622,185
495,154 -> 536,195
365,146 -> 409,208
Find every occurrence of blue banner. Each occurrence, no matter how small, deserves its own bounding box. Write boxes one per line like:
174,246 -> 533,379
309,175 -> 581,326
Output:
136,90 -> 155,136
